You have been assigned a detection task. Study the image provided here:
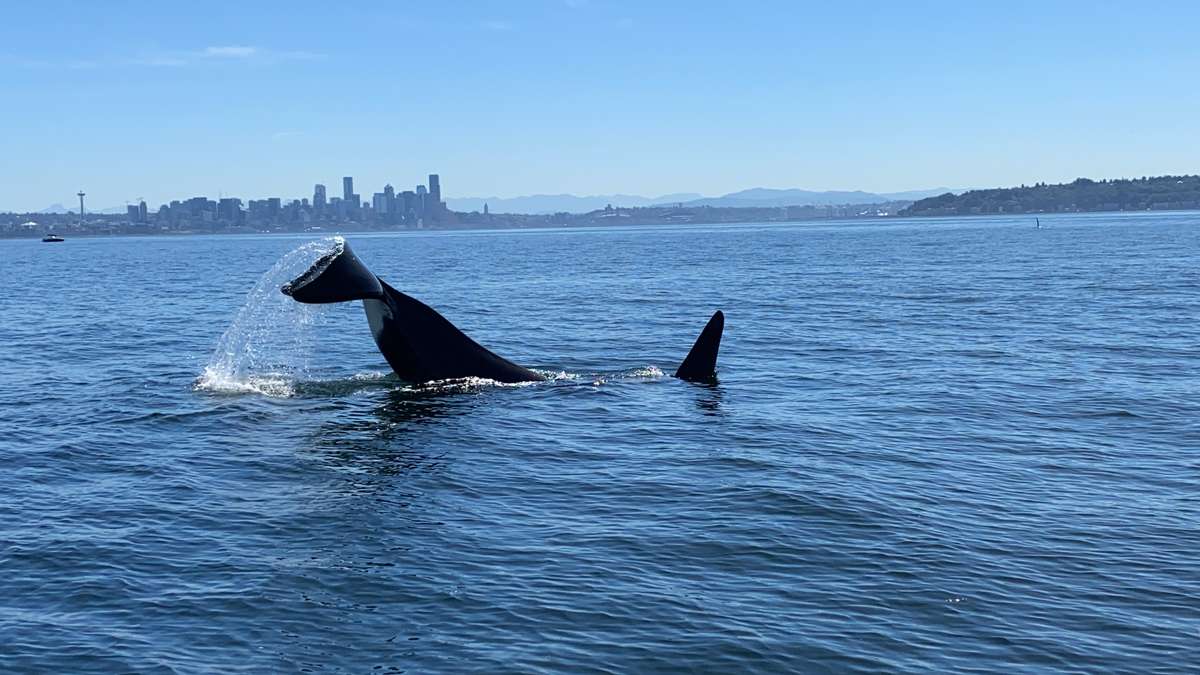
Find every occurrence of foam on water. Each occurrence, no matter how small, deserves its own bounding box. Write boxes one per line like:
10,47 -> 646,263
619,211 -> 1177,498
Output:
532,369 -> 582,381
590,365 -> 665,385
628,365 -> 665,378
195,237 -> 343,396
349,370 -> 393,382
416,376 -> 540,392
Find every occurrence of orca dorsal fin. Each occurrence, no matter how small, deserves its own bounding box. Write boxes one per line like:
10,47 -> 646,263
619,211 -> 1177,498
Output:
675,310 -> 724,382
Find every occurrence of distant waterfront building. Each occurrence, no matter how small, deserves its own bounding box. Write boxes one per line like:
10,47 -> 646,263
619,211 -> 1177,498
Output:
127,205 -> 140,222
183,197 -> 214,220
217,197 -> 242,223
383,184 -> 395,221
247,199 -> 267,223
313,184 -> 327,211
416,184 -> 428,219
342,176 -> 354,201
138,200 -> 148,222
399,190 -> 417,223
372,192 -> 388,214
483,202 -> 489,216
428,174 -> 441,221
334,196 -> 350,220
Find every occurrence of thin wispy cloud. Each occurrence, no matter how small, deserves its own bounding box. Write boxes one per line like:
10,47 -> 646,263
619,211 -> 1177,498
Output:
12,45 -> 324,69
133,55 -> 190,67
203,46 -> 259,58
134,46 -> 324,66
480,20 -> 515,32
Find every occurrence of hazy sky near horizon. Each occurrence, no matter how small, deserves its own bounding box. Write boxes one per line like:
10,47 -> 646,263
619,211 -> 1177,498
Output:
3,0 -> 1199,211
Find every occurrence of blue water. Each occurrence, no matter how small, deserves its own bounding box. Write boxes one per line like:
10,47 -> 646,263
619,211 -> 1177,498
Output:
2,213 -> 1198,672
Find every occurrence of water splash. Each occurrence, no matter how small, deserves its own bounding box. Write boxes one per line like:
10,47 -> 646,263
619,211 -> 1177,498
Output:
628,365 -> 665,378
196,237 -> 343,396
532,369 -> 582,381
590,365 -> 665,386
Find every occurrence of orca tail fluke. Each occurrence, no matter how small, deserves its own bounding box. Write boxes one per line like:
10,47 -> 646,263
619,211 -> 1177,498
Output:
281,240 -> 384,304
675,310 -> 724,382
280,238 -> 543,384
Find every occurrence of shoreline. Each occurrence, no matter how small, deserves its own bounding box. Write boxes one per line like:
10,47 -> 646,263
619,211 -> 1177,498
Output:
3,207 -> 1198,241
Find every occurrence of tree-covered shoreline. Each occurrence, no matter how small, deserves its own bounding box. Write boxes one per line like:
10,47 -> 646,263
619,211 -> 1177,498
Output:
901,175 -> 1200,216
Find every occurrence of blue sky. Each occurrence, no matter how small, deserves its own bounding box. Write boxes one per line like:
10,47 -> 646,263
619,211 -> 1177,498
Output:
2,0 -> 1199,211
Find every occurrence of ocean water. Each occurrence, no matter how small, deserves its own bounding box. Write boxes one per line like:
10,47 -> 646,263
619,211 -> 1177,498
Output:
1,213 -> 1198,673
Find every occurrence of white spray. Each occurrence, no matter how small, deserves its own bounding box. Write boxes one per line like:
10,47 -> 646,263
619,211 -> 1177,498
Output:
196,237 -> 344,396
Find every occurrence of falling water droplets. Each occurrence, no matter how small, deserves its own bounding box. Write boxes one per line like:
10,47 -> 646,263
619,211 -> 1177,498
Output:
196,237 -> 343,396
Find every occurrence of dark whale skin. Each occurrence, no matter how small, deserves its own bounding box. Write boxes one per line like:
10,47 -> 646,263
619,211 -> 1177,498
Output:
363,280 -> 545,384
283,241 -> 542,384
282,239 -> 722,384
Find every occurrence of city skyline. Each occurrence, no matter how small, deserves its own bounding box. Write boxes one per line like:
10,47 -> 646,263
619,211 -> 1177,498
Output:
20,179 -> 948,216
24,173 -> 451,217
11,170 -> 1195,238
4,2 -> 1200,211
135,172 -> 450,229
4,163 -> 917,237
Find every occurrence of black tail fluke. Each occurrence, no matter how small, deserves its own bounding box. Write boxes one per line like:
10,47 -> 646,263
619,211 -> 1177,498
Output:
675,310 -> 724,382
281,240 -> 384,304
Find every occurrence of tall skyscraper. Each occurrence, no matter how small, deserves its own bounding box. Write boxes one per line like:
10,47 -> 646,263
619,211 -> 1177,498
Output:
428,174 -> 441,221
342,177 -> 354,201
383,184 -> 396,223
217,197 -> 242,223
313,184 -> 327,210
428,174 -> 440,203
400,190 -> 417,224
416,184 -> 428,221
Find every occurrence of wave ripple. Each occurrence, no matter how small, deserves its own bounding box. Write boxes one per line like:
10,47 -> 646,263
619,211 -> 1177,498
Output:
2,215 -> 1200,672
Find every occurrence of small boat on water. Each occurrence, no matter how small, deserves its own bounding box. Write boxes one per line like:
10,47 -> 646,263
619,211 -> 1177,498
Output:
42,233 -> 64,242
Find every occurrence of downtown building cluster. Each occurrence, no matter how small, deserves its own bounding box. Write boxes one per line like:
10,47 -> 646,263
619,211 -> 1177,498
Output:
150,174 -> 448,231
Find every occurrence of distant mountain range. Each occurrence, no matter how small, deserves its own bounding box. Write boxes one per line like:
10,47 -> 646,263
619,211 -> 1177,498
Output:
447,187 -> 959,214
444,193 -> 705,214
38,203 -> 126,215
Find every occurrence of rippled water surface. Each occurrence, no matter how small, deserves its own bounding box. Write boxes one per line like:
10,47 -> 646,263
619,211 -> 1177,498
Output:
2,214 -> 1199,672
